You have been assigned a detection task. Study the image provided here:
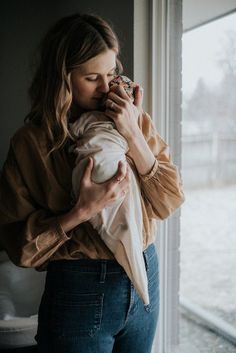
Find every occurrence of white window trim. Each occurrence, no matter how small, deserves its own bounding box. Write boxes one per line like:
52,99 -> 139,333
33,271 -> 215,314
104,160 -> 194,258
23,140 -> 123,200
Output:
134,1 -> 183,352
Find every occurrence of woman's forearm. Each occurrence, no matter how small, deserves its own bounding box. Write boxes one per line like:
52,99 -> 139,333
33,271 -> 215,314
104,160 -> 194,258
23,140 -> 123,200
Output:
58,206 -> 89,233
127,129 -> 156,176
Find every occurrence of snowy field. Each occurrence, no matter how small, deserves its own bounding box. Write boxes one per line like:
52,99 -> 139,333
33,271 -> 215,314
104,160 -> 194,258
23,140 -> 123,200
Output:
180,184 -> 236,316
179,184 -> 236,352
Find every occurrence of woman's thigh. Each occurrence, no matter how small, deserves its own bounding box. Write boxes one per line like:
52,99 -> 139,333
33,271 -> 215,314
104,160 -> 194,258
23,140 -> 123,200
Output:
112,244 -> 159,353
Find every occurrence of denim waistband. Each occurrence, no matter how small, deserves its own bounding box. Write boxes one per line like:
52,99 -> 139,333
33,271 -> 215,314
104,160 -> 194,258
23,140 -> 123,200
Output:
47,243 -> 156,276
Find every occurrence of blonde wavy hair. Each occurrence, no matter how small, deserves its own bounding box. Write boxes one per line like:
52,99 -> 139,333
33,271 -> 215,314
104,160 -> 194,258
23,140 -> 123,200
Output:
25,13 -> 122,152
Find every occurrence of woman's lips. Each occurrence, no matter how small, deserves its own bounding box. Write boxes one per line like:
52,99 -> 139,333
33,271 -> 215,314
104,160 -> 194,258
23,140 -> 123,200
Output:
93,96 -> 104,99
93,95 -> 107,106
92,96 -> 107,110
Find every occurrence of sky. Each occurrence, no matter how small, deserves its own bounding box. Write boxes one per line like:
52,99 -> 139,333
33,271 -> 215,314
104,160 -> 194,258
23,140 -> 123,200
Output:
182,12 -> 236,98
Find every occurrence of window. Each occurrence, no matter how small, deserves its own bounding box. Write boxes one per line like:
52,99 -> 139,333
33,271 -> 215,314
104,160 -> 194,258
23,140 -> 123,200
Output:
135,2 -> 236,353
180,12 -> 236,353
134,1 -> 183,352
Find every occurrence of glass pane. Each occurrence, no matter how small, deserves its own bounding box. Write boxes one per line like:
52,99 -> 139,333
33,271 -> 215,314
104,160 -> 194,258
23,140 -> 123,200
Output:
180,12 -> 236,353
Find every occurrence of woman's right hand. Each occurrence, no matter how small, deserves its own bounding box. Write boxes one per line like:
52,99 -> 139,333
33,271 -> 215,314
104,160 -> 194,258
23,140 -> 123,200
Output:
75,157 -> 130,218
58,158 -> 130,233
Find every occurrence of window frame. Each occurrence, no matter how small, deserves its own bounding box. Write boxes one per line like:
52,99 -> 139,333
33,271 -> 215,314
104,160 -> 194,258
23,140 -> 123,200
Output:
134,1 -> 183,352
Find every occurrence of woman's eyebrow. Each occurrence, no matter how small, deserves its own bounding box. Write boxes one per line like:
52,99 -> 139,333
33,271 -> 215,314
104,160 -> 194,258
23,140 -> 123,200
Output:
84,66 -> 116,75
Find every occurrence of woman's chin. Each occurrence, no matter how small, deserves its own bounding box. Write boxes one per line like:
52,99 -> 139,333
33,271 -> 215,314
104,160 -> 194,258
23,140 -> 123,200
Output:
78,99 -> 105,113
91,99 -> 106,111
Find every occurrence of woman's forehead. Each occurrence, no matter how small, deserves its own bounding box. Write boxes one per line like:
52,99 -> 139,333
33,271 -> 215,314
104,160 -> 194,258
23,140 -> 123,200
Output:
79,50 -> 117,74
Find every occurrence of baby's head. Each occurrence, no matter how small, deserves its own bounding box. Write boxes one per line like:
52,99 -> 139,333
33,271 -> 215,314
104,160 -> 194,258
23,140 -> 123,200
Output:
109,75 -> 135,102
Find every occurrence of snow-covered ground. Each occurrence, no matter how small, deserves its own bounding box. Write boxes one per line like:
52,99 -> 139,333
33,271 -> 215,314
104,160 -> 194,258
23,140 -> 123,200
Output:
180,184 -> 236,315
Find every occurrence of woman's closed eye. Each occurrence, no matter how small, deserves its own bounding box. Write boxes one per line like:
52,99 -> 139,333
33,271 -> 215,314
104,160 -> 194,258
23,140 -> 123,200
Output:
86,76 -> 98,82
85,73 -> 115,82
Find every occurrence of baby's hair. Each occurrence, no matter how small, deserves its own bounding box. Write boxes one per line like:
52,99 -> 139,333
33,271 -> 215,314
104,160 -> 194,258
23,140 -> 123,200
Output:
109,75 -> 135,101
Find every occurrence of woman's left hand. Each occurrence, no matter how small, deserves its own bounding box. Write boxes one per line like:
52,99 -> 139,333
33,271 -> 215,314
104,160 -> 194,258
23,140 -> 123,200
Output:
105,84 -> 144,141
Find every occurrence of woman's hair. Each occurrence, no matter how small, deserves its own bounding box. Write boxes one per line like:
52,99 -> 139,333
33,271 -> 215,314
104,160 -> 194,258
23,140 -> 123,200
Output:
25,13 -> 122,152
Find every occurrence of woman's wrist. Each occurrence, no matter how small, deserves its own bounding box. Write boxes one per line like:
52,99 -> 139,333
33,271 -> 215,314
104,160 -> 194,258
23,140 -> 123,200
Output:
125,125 -> 143,144
127,130 -> 156,176
58,205 -> 89,233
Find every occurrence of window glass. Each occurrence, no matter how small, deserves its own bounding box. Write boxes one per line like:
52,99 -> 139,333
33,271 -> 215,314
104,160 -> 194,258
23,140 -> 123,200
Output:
180,12 -> 236,352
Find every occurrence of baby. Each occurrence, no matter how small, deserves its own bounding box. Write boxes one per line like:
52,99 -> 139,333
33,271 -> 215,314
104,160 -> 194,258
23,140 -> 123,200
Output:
70,75 -> 149,305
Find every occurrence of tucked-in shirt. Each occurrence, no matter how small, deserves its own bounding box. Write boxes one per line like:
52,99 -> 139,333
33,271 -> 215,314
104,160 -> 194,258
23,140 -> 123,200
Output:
0,112 -> 185,270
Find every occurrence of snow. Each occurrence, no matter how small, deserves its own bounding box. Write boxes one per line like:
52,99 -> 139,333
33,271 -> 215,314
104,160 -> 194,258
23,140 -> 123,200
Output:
180,184 -> 236,314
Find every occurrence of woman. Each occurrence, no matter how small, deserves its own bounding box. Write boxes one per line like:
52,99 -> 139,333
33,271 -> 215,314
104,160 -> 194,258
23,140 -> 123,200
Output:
0,13 -> 184,353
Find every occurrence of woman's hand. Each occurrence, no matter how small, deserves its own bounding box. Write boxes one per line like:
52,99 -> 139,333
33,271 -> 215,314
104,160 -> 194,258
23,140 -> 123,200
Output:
75,157 -> 130,218
59,158 -> 130,233
105,84 -> 157,177
104,84 -> 144,141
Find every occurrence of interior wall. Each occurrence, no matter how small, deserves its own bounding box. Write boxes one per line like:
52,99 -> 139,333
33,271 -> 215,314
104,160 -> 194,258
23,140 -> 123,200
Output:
0,0 -> 134,167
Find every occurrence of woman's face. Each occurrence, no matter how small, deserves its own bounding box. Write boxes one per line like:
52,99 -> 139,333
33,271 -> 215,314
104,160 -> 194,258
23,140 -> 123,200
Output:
70,49 -> 117,112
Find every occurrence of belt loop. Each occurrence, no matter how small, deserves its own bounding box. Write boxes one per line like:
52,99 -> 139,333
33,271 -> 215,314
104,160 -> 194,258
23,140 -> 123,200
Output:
99,261 -> 107,283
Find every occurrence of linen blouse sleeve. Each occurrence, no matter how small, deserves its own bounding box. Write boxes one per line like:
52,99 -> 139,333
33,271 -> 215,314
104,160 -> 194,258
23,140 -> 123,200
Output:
0,139 -> 70,268
135,112 -> 185,220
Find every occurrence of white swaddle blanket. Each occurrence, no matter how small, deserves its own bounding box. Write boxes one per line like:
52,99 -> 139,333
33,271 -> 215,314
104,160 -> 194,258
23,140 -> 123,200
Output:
70,111 -> 149,305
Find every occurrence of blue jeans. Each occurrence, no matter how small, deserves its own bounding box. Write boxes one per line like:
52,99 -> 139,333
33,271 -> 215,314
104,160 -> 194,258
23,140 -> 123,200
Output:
36,243 -> 159,353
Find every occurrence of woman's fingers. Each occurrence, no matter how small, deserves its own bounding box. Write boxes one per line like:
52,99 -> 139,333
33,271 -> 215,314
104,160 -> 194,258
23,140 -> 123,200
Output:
106,97 -> 125,113
77,159 -> 131,217
133,85 -> 143,109
111,162 -> 130,196
119,164 -> 130,187
106,86 -> 130,112
108,88 -> 130,105
112,161 -> 127,183
104,161 -> 130,198
117,166 -> 130,198
106,84 -> 143,118
106,99 -> 122,113
109,84 -> 130,101
81,157 -> 93,185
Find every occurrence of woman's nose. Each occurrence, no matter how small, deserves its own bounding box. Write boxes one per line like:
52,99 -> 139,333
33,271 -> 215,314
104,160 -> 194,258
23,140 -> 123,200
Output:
98,77 -> 110,93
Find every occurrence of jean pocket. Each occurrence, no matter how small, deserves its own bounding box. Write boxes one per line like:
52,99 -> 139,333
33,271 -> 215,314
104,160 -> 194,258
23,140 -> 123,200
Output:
51,292 -> 104,337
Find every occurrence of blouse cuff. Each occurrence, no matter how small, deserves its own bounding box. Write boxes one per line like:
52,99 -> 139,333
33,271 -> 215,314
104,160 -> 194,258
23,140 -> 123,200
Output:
55,218 -> 74,242
35,219 -> 71,254
139,159 -> 159,182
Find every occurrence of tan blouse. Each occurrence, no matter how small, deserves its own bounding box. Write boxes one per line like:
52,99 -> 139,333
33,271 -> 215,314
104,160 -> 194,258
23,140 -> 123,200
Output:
0,112 -> 184,270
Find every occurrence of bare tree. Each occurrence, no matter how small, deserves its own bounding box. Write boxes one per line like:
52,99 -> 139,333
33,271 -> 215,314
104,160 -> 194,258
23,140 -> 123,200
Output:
183,30 -> 236,134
